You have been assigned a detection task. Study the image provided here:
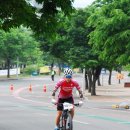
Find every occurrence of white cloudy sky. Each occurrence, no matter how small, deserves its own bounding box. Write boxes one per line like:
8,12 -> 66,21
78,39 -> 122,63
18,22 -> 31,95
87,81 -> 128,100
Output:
29,0 -> 95,9
73,0 -> 95,8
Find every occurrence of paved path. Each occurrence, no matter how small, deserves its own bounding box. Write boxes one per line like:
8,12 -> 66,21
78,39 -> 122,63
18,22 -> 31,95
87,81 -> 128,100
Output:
81,71 -> 130,103
85,84 -> 130,103
0,73 -> 130,130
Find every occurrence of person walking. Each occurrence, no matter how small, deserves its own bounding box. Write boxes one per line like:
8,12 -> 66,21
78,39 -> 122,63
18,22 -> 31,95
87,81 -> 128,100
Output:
51,69 -> 56,81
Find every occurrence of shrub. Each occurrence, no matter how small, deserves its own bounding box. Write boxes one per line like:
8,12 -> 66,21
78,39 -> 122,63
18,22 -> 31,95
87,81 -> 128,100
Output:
23,65 -> 38,75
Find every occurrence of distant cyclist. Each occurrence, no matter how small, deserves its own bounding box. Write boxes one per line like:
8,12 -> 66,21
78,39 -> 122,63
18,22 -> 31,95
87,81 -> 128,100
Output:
51,68 -> 83,130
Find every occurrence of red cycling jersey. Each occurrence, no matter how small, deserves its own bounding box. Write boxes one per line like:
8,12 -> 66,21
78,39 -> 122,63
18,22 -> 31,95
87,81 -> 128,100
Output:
54,78 -> 81,99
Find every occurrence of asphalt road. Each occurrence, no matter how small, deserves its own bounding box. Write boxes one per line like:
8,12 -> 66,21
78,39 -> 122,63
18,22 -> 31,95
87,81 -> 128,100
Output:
0,74 -> 130,130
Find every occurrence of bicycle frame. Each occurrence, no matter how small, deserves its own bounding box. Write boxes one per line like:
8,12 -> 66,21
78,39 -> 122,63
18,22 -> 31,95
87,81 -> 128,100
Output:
58,102 -> 79,130
52,100 -> 83,130
59,110 -> 72,130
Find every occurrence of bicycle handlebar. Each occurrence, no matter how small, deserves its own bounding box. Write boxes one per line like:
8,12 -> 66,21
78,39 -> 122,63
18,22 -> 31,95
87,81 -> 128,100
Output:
51,99 -> 83,107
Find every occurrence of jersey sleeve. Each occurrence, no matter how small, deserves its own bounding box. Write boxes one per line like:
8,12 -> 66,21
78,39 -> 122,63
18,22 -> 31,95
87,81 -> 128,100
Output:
54,79 -> 63,91
73,80 -> 81,90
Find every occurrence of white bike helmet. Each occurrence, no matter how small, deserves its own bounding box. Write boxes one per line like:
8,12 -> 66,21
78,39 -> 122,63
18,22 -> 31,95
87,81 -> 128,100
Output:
64,68 -> 73,76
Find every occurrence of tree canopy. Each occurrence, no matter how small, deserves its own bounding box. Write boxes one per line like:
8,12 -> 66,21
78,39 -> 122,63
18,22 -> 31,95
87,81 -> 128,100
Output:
0,27 -> 43,77
39,0 -> 130,95
88,0 -> 130,66
0,0 -> 75,35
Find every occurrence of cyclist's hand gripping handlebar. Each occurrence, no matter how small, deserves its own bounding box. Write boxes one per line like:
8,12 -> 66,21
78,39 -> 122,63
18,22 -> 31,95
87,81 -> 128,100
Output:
51,98 -> 57,105
78,101 -> 83,106
79,93 -> 83,98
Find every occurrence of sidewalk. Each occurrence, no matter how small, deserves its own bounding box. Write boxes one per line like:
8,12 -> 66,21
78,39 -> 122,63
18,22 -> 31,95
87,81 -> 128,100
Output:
85,84 -> 130,102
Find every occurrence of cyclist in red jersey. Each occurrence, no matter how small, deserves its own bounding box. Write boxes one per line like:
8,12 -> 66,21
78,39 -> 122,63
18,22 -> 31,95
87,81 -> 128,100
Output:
52,68 -> 83,130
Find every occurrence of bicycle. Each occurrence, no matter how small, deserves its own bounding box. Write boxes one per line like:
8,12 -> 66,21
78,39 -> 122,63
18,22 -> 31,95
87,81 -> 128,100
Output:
52,99 -> 83,130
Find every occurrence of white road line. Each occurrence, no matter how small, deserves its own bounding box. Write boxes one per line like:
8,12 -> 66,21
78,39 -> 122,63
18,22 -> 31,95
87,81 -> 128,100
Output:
13,84 -> 56,106
37,113 -> 90,125
13,87 -> 50,105
73,120 -> 89,125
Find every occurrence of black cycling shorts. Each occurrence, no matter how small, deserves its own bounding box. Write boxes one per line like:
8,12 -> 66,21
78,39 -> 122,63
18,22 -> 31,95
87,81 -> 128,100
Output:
57,97 -> 74,111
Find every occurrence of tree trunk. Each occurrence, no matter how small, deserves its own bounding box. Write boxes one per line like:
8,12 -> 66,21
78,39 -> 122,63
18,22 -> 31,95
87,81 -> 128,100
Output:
88,71 -> 92,93
85,70 -> 88,90
7,58 -> 10,78
91,78 -> 97,95
91,67 -> 102,96
97,76 -> 101,86
24,64 -> 26,68
108,69 -> 112,85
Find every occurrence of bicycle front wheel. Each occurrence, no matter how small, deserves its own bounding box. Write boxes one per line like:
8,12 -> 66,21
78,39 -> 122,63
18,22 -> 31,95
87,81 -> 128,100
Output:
66,113 -> 73,130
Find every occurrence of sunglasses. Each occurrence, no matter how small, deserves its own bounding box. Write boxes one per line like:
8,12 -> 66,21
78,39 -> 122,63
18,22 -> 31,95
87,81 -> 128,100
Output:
65,75 -> 72,79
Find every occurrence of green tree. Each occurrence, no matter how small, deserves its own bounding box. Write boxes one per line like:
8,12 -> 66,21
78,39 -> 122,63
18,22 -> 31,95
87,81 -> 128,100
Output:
40,8 -> 102,95
88,0 -> 130,68
66,8 -> 103,95
0,27 -> 43,78
0,0 -> 74,35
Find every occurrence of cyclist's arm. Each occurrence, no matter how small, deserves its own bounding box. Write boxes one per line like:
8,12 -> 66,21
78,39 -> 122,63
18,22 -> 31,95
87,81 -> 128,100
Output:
52,80 -> 62,97
74,80 -> 83,98
77,89 -> 83,98
52,88 -> 58,96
